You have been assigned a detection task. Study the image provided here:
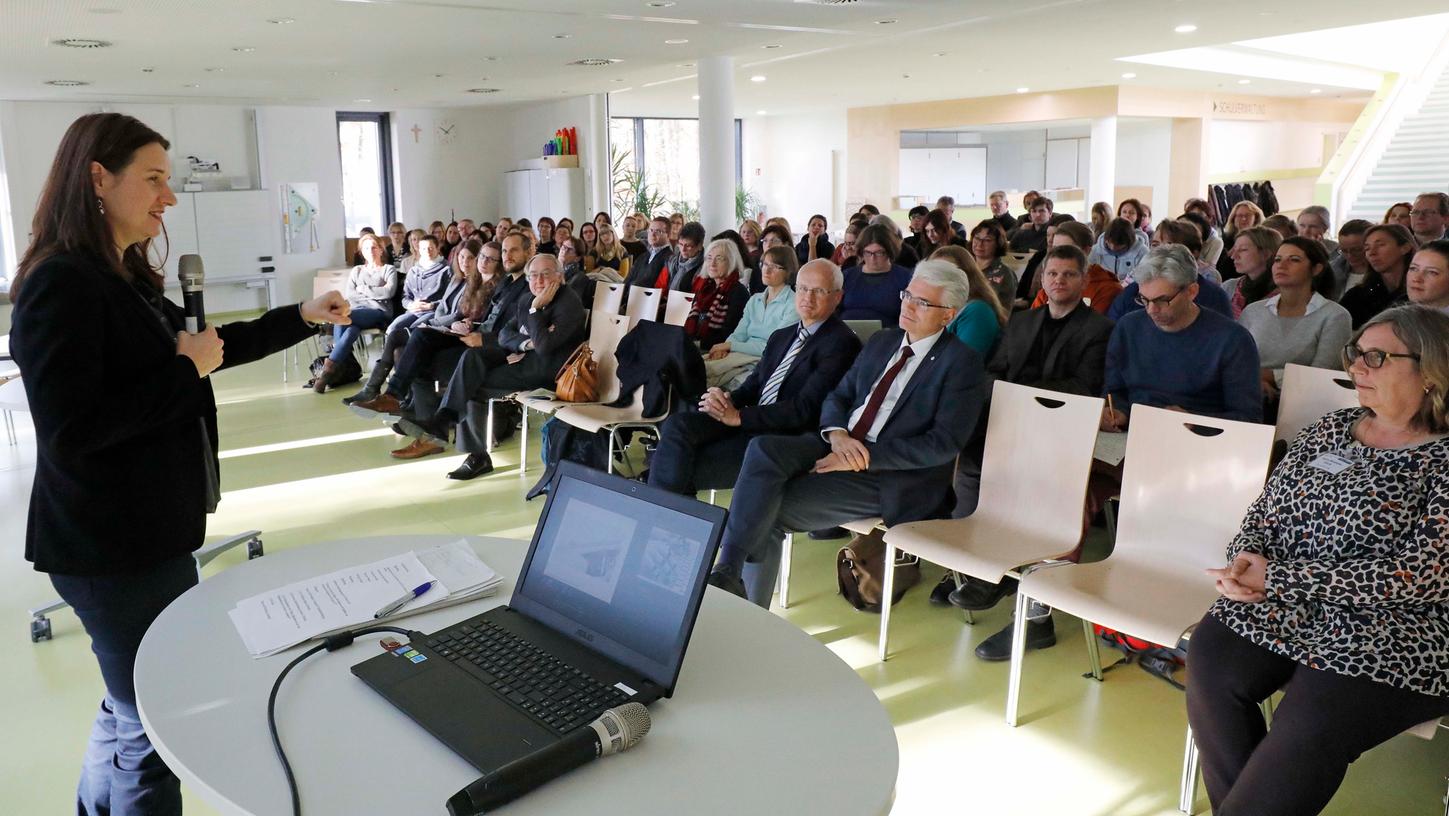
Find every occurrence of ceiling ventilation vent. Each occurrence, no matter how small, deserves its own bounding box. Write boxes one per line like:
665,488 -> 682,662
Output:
466,88 -> 501,94
569,58 -> 623,67
45,80 -> 92,86
53,38 -> 112,49
795,0 -> 860,5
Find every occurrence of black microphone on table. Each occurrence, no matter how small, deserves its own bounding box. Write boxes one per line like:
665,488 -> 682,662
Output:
178,254 -> 206,334
446,702 -> 652,815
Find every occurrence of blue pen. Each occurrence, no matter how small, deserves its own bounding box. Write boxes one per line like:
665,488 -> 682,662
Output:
374,581 -> 434,619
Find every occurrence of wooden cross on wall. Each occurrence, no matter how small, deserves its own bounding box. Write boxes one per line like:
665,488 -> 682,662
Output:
410,124 -> 422,143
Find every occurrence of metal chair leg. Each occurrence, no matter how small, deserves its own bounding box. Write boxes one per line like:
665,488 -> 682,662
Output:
519,406 -> 529,477
778,533 -> 793,609
485,401 -> 495,453
1083,618 -> 1105,681
879,542 -> 896,661
1179,725 -> 1201,814
4,409 -> 14,446
1005,589 -> 1031,727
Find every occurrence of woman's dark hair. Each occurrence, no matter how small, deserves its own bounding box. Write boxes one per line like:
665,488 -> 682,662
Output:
14,113 -> 172,299
1154,219 -> 1202,256
1277,236 -> 1335,297
856,223 -> 900,260
1261,214 -> 1297,238
452,237 -> 484,281
762,244 -> 799,283
1117,198 -> 1145,222
925,209 -> 955,252
808,213 -> 828,230
537,216 -> 555,229
1103,217 -> 1136,250
969,219 -> 1008,259
593,211 -> 612,225
712,229 -> 753,270
761,223 -> 792,246
857,203 -> 880,216
556,217 -> 574,232
1362,223 -> 1418,291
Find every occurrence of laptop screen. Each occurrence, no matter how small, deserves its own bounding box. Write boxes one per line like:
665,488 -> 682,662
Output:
510,462 -> 726,692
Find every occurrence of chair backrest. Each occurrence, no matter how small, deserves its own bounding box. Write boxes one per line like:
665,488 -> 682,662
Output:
845,320 -> 885,343
1115,406 -> 1274,569
1004,251 -> 1035,274
586,314 -> 629,404
975,383 -> 1104,547
1275,363 -> 1358,445
593,282 -> 626,317
624,286 -> 663,331
663,290 -> 695,326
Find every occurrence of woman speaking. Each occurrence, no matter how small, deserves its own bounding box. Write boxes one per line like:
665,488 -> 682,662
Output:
9,113 -> 349,814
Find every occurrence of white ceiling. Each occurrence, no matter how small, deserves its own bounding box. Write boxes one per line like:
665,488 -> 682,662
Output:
5,0 -> 1448,116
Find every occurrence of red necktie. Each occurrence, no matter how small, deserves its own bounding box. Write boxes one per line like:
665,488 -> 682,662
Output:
849,346 -> 915,441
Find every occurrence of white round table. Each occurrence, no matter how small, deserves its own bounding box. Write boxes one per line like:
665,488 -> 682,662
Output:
135,536 -> 898,815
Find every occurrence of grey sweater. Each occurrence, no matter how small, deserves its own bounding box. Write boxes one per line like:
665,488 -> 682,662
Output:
1237,292 -> 1352,374
344,263 -> 398,314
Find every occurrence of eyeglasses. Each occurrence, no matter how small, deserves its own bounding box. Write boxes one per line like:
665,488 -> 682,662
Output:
1343,344 -> 1420,369
860,249 -> 889,260
899,291 -> 950,309
797,285 -> 838,298
762,262 -> 786,272
526,271 -> 559,280
1410,210 -> 1442,218
1134,287 -> 1187,308
970,235 -> 994,244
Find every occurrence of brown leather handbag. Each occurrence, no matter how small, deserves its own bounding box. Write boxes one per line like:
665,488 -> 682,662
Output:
836,529 -> 921,612
554,343 -> 598,402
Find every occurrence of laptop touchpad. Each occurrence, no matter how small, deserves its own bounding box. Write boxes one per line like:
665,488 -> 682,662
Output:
390,669 -> 558,773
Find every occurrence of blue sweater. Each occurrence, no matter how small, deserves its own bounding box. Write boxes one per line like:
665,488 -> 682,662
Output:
1104,308 -> 1262,422
1107,273 -> 1231,322
840,264 -> 913,324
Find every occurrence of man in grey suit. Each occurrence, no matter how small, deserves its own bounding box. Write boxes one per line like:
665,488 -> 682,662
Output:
707,261 -> 989,605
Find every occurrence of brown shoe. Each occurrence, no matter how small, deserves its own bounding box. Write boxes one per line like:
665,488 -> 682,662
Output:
313,359 -> 339,393
352,392 -> 403,416
390,437 -> 445,460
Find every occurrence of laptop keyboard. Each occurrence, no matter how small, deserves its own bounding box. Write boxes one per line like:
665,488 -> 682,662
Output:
425,619 -> 631,734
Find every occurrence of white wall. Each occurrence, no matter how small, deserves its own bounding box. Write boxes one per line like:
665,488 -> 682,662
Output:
742,110 -> 847,231
1207,119 -> 1346,175
1114,118 -> 1174,214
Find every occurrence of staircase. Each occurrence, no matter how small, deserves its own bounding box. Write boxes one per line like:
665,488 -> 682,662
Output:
1347,60 -> 1449,221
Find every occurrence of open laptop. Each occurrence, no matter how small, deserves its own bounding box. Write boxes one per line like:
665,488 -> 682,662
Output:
353,461 -> 727,773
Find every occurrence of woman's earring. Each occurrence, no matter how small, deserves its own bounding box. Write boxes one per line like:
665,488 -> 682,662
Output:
96,197 -> 105,215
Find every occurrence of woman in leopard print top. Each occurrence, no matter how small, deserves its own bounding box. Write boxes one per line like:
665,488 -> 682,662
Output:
1187,305 -> 1449,816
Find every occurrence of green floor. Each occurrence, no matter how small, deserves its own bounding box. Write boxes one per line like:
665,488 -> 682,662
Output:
2,341 -> 1446,815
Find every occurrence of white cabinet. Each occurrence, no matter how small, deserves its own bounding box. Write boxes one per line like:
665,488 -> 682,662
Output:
501,168 -> 585,225
897,148 -> 987,206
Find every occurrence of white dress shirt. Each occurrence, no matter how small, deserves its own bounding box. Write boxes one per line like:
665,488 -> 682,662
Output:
824,329 -> 943,444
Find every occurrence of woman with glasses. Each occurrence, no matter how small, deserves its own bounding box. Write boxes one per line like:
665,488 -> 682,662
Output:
703,245 -> 799,388
840,224 -> 913,325
1222,226 -> 1283,318
685,239 -> 751,350
968,219 -> 1017,309
1188,304 -> 1449,816
832,222 -> 861,270
930,245 -> 1007,356
1236,237 -> 1352,418
1341,223 -> 1416,328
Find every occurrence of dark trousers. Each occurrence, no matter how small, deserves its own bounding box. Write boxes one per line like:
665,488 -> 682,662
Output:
329,307 -> 391,362
1186,613 -> 1449,816
388,327 -> 463,395
50,555 -> 199,816
647,411 -> 754,495
716,433 -> 884,606
436,346 -> 556,454
364,312 -> 427,389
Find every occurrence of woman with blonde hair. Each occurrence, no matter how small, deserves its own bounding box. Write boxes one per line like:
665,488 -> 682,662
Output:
740,218 -> 764,265
1219,201 -> 1267,281
930,244 -> 1007,356
589,222 -> 631,280
685,238 -> 751,350
1090,201 -> 1112,240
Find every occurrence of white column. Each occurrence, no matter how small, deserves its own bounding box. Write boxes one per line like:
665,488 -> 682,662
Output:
697,56 -> 735,235
1089,116 -> 1118,213
586,93 -> 610,219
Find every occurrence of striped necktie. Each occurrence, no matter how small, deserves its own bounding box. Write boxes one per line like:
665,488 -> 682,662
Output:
759,324 -> 809,406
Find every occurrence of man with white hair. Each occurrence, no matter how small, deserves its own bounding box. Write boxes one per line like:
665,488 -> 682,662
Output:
706,260 -> 989,604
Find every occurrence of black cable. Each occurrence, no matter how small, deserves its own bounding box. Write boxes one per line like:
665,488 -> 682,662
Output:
267,625 -> 420,816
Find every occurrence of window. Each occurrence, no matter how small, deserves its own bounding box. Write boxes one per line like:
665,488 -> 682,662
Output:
337,113 -> 394,237
610,117 -> 741,219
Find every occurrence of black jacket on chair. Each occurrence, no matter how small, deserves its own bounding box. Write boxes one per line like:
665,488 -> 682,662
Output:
10,253 -> 314,575
986,303 -> 1113,396
730,315 -> 862,434
610,321 -> 706,418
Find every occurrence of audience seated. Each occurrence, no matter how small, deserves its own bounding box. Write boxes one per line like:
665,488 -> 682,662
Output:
712,229 -> 762,293
1116,199 -> 1151,242
1237,237 -> 1352,418
841,224 -> 913,325
704,260 -> 988,605
832,222 -> 860,269
1295,205 -> 1337,255
626,216 -> 673,288
930,245 -> 1006,357
1014,213 -> 1075,306
869,214 -> 920,269
343,233 -> 453,402
1182,199 -> 1224,266
1218,201 -> 1266,281
989,190 -> 1015,235
385,222 -> 409,267
1262,214 -> 1297,240
317,233 -> 399,392
904,205 -> 930,257
1385,201 -> 1413,229
685,239 -> 750,350
617,215 -> 646,259
535,217 -> 557,256
659,222 -> 707,291
589,223 -> 632,280
1341,223 -> 1415,328
795,214 -> 835,265
920,208 -> 969,258
1408,239 -> 1449,314
1088,217 -> 1149,283
1089,201 -> 1111,241
649,260 -> 862,497
1328,218 -> 1373,300
1221,226 -> 1283,318
739,218 -> 763,266
349,226 -> 377,266
936,196 -> 967,240
704,245 -> 800,388
1411,192 -> 1448,244
1187,305 -> 1449,816
1008,196 -> 1053,252
966,219 -> 1017,308
1154,218 -> 1221,285
1028,222 -> 1122,315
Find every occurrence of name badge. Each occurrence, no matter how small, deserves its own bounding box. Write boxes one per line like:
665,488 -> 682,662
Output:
1309,452 -> 1355,475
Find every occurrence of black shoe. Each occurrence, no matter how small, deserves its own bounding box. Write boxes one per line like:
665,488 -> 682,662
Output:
447,453 -> 494,480
974,613 -> 1056,662
948,575 -> 1016,611
808,527 -> 847,540
929,574 -> 957,606
390,422 -> 407,436
342,387 -> 378,406
706,568 -> 748,600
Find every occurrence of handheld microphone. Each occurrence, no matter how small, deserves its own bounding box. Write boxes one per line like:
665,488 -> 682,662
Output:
446,702 -> 651,815
178,254 -> 206,334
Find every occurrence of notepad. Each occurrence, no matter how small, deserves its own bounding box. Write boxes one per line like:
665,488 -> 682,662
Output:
1094,431 -> 1128,466
228,540 -> 503,657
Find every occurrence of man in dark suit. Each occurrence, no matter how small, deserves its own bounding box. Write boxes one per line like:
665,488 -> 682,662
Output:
706,260 -> 989,605
942,244 -> 1115,659
648,261 -> 862,496
625,215 -> 673,289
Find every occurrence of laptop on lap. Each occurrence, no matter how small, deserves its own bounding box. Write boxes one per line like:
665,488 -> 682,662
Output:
352,461 -> 727,773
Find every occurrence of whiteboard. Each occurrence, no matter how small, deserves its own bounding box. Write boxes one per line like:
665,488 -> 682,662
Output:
152,191 -> 274,284
154,193 -> 199,280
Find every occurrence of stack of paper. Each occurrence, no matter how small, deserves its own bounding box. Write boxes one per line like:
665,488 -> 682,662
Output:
228,540 -> 503,657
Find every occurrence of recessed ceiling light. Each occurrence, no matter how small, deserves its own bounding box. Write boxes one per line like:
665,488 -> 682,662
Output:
183,83 -> 199,88
45,79 -> 91,87
232,47 -> 256,53
762,44 -> 781,49
1121,72 -> 1136,79
354,98 -> 372,103
750,75 -> 766,82
52,38 -> 111,49
1174,24 -> 1197,33
932,52 -> 947,57
876,19 -> 897,25
569,58 -> 623,66
140,67 -> 154,73
467,88 -> 501,94
1237,78 -> 1251,85
665,39 -> 689,44
756,110 -> 767,115
481,56 -> 498,61
1309,88 -> 1323,94
691,94 -> 700,100
647,1 -> 675,6
434,73 -> 445,78
266,17 -> 294,24
1016,87 -> 1029,93
554,33 -> 572,39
